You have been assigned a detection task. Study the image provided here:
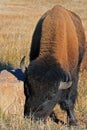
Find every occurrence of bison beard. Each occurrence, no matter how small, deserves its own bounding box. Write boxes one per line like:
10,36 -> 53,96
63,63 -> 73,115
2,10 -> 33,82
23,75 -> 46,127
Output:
21,5 -> 86,126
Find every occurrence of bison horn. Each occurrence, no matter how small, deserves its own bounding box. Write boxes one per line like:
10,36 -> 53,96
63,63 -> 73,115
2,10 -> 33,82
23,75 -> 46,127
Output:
59,81 -> 72,90
20,56 -> 26,73
58,72 -> 72,89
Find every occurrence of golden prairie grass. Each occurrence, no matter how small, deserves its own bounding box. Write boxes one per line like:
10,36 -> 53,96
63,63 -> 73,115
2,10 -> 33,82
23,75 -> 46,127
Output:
0,116 -> 86,130
0,0 -> 87,68
0,13 -> 34,68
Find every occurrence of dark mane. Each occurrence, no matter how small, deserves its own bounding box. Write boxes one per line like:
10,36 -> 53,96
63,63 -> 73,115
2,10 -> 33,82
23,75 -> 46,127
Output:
28,56 -> 69,87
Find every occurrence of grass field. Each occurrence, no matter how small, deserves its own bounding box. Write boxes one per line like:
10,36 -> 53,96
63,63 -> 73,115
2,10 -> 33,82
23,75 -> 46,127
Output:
0,0 -> 87,68
0,0 -> 87,129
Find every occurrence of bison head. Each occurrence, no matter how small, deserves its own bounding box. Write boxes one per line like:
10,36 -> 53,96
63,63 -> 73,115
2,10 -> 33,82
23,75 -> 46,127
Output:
20,56 -> 72,120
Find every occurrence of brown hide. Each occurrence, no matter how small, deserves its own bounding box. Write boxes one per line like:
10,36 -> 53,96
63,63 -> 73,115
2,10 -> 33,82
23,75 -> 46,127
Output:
37,5 -> 85,75
69,11 -> 86,66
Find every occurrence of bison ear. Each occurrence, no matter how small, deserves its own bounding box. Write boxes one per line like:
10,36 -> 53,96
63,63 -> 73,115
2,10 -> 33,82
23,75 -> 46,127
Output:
59,81 -> 72,90
20,56 -> 26,73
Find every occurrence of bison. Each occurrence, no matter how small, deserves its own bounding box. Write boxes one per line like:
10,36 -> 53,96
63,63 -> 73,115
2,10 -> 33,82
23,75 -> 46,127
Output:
21,5 -> 86,126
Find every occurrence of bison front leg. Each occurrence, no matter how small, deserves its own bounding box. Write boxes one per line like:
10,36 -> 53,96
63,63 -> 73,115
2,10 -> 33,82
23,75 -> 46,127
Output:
60,96 -> 78,126
67,73 -> 78,126
60,74 -> 78,126
60,99 -> 77,126
64,99 -> 77,126
67,107 -> 77,126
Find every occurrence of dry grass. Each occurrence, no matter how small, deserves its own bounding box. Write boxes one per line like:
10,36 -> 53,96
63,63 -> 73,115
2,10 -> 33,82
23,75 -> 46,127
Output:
0,0 -> 86,68
0,0 -> 87,129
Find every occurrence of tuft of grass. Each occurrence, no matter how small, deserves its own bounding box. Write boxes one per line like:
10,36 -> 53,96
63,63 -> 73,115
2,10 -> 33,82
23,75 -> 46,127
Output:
0,113 -> 87,130
0,113 -> 61,130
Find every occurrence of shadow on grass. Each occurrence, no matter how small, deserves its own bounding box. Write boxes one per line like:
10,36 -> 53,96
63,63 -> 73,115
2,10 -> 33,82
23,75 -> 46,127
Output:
0,62 -> 13,71
9,69 -> 25,81
0,62 -> 24,81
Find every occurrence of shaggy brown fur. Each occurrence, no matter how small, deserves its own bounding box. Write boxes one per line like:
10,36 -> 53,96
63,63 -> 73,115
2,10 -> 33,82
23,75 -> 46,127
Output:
22,5 -> 86,126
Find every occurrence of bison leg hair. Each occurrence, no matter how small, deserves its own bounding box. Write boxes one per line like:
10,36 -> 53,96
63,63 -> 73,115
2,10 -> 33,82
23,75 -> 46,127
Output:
60,99 -> 77,126
67,72 -> 78,126
60,72 -> 78,126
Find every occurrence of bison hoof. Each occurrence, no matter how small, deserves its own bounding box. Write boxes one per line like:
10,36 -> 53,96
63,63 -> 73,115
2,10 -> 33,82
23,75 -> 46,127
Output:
69,119 -> 78,126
